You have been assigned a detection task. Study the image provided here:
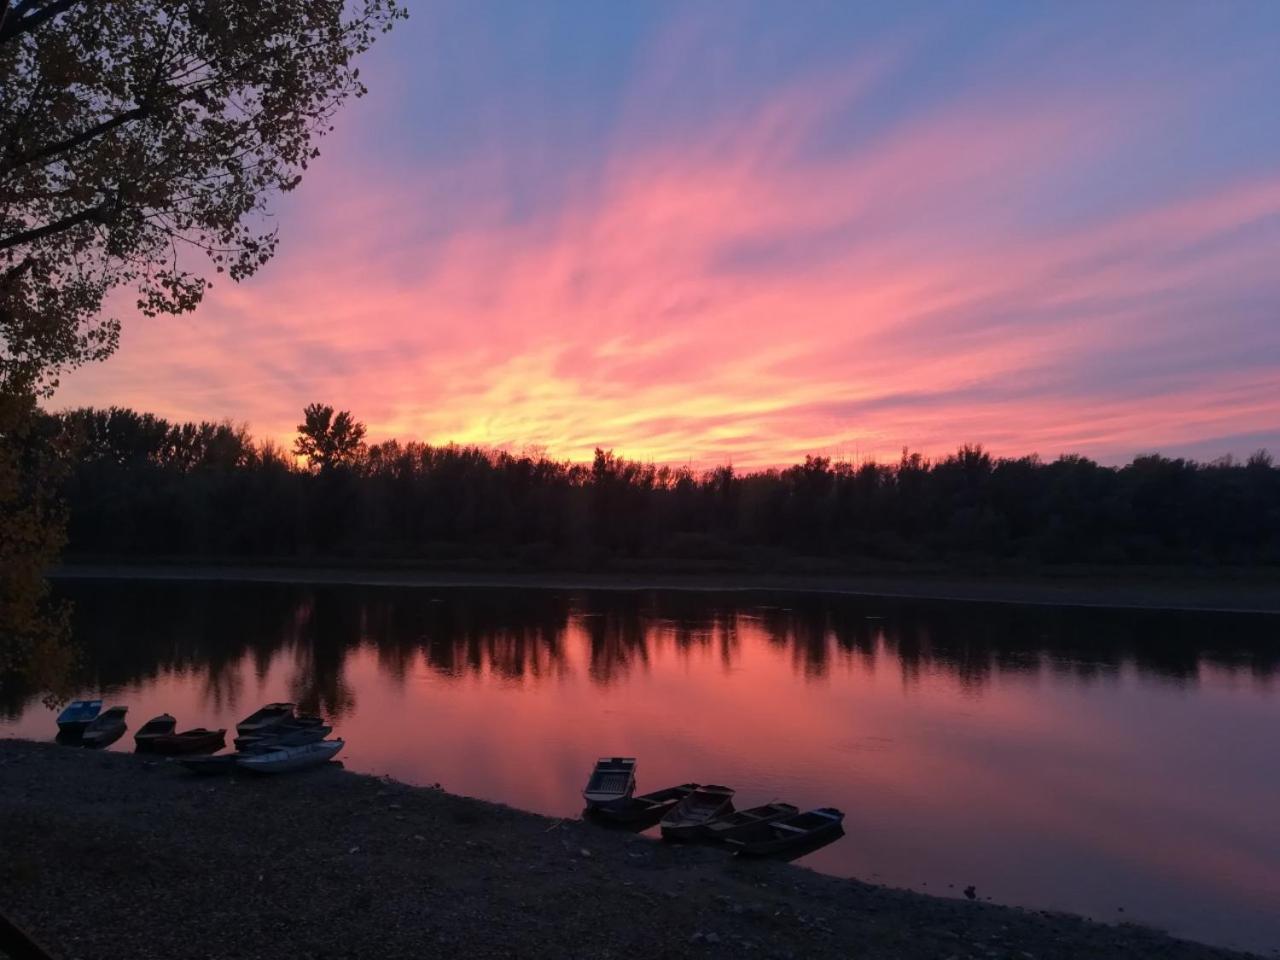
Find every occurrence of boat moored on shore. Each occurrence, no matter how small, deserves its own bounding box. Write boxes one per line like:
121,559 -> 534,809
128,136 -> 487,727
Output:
81,706 -> 128,748
582,757 -> 637,810
724,807 -> 845,857
660,784 -> 735,841
133,714 -> 177,751
55,700 -> 102,738
235,702 -> 295,737
236,738 -> 344,774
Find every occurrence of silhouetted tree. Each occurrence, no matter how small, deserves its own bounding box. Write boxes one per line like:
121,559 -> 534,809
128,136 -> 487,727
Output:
35,405 -> 1280,571
293,404 -> 367,472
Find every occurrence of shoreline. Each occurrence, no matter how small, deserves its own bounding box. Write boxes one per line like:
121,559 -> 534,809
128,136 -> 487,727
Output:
0,738 -> 1258,960
52,562 -> 1280,614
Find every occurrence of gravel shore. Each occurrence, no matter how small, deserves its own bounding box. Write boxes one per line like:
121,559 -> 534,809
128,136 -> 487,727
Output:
0,739 -> 1258,960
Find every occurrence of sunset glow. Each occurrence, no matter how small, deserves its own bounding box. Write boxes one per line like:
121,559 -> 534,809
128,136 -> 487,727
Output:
53,3 -> 1280,466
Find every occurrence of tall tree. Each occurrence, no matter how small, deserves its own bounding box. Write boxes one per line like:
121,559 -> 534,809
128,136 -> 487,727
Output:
0,0 -> 403,691
293,403 -> 366,471
0,0 -> 405,397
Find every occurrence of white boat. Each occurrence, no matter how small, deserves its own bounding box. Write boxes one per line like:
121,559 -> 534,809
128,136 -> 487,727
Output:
235,738 -> 344,774
582,757 -> 637,809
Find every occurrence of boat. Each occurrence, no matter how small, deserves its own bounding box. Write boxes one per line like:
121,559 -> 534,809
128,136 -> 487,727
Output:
148,728 -> 227,755
133,713 -> 177,751
233,721 -> 331,751
238,725 -> 332,753
236,738 -> 344,774
724,807 -> 845,857
705,802 -> 799,842
81,706 -> 128,748
291,713 -> 326,728
589,783 -> 699,825
235,702 -> 295,736
582,757 -> 637,810
659,784 -> 735,841
55,699 -> 102,737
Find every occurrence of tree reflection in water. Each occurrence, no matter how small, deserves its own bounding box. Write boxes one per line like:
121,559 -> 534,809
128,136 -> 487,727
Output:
2,579 -> 1276,720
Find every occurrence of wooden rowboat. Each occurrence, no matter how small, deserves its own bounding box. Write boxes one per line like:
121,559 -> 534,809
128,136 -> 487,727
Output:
724,807 -> 845,857
238,725 -> 332,753
236,738 -> 344,774
660,784 -> 735,841
582,757 -> 637,810
589,783 -> 699,825
134,713 -> 177,751
235,702 -> 295,736
55,699 -> 101,737
706,802 -> 799,842
233,721 -> 331,751
81,706 -> 128,748
148,728 -> 227,755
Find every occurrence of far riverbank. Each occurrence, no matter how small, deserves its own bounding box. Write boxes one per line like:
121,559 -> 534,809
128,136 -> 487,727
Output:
52,561 -> 1280,614
0,740 -> 1261,960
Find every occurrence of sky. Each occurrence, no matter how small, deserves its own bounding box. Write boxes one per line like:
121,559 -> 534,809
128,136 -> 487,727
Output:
54,1 -> 1280,468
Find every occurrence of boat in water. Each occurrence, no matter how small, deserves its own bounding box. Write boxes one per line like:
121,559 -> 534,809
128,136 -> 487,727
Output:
238,725 -> 332,753
81,706 -> 128,748
724,807 -> 845,857
55,700 -> 102,737
236,738 -> 344,774
582,757 -> 637,810
133,714 -> 177,751
233,721 -> 330,751
705,802 -> 799,842
660,784 -> 735,841
148,728 -> 227,755
588,783 -> 699,825
235,702 -> 295,736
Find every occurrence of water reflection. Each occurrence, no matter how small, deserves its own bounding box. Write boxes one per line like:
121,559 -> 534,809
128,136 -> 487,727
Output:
3,581 -> 1276,720
3,580 -> 1279,953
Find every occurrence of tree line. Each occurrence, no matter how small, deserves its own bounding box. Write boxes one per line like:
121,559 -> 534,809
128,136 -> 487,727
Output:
27,404 -> 1280,569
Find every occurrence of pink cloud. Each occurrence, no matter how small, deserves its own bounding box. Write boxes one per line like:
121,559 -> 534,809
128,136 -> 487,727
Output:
53,53 -> 1280,467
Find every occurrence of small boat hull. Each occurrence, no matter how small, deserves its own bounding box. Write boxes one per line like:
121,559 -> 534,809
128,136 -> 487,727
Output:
582,757 -> 637,809
235,702 -> 296,736
725,807 -> 846,857
149,728 -> 227,755
660,785 -> 736,841
236,738 -> 344,774
55,699 -> 102,737
81,706 -> 128,748
589,784 -> 699,825
706,802 -> 799,842
134,714 -> 177,751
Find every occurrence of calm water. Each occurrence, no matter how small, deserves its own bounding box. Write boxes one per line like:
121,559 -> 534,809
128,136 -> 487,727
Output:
3,579 -> 1279,953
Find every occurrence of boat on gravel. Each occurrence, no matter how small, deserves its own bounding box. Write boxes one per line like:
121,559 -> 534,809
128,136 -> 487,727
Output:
723,807 -> 845,857
236,738 -> 344,774
233,721 -> 331,752
81,706 -> 128,748
705,802 -> 799,842
237,725 -> 332,753
582,757 -> 637,810
55,700 -> 102,737
133,714 -> 177,751
149,728 -> 226,755
660,784 -> 735,841
589,783 -> 699,825
235,702 -> 295,736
